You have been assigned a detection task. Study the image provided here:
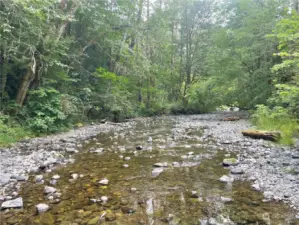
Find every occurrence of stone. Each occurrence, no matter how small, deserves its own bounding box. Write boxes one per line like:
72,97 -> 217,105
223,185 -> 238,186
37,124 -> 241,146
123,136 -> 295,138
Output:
98,178 -> 109,185
152,168 -> 164,177
221,197 -> 232,203
154,162 -> 168,167
52,175 -> 60,180
44,186 -> 57,194
123,164 -> 129,168
148,137 -> 152,142
219,175 -> 234,183
87,216 -> 100,225
124,157 -> 131,161
11,175 -> 28,181
230,168 -> 244,175
222,158 -> 238,166
36,203 -> 50,214
172,162 -> 180,167
292,153 -> 299,159
188,152 -> 194,155
35,175 -> 44,183
131,188 -> 137,192
191,191 -> 199,198
100,196 -> 108,202
1,197 -> 23,209
136,146 -> 143,150
252,183 -> 261,191
121,207 -> 136,214
72,174 -> 79,179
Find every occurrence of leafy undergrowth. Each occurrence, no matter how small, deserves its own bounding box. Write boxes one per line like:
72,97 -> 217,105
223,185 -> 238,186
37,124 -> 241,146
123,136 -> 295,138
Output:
0,120 -> 32,147
252,105 -> 299,145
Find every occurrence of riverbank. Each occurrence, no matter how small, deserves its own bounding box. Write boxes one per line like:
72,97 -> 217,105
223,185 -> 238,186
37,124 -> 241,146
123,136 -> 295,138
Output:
1,112 -> 299,224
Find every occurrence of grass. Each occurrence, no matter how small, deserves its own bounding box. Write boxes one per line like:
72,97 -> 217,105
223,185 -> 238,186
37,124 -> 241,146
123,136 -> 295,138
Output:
0,121 -> 32,147
252,106 -> 299,145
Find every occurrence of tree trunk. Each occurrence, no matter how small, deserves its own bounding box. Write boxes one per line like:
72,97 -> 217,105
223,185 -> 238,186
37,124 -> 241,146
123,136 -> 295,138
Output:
242,130 -> 281,142
16,68 -> 36,106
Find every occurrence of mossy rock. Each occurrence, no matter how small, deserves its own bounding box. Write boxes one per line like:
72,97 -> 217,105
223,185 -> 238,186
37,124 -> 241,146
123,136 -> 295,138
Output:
87,216 -> 100,225
222,158 -> 238,166
34,213 -> 55,225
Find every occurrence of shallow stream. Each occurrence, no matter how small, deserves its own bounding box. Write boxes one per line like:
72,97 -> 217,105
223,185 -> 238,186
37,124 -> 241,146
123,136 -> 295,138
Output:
1,117 -> 298,225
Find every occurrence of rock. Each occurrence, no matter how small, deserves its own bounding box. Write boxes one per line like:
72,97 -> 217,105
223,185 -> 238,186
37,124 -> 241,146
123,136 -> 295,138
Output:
71,174 -> 79,179
131,188 -> 137,192
100,196 -> 108,202
292,153 -> 299,159
136,146 -> 143,150
35,175 -> 44,183
123,164 -> 129,168
121,207 -> 136,214
148,137 -> 152,142
152,168 -> 164,177
172,162 -> 180,167
66,147 -> 78,153
12,192 -> 18,197
105,212 -> 116,221
52,175 -> 60,180
94,148 -> 104,153
44,186 -> 57,194
50,179 -> 57,185
222,158 -> 238,166
11,175 -> 28,181
219,175 -> 234,183
36,203 -> 50,214
191,191 -> 199,198
252,183 -> 261,191
230,168 -> 244,175
124,157 -> 131,161
264,191 -> 274,199
98,178 -> 109,185
220,196 -> 232,203
154,162 -> 168,167
87,216 -> 100,225
188,152 -> 194,155
1,197 -> 23,208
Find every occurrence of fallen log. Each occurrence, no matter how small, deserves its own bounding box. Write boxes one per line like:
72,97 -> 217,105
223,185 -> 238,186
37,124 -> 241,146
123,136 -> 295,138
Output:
241,130 -> 281,142
222,116 -> 241,121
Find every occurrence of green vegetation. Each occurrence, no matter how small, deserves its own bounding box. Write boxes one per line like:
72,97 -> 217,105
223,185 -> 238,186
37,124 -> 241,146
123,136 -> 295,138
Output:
1,0 -> 299,146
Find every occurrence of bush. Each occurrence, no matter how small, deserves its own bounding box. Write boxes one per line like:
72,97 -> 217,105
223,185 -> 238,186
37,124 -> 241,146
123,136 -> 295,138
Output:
252,105 -> 299,145
0,114 -> 32,146
21,88 -> 72,134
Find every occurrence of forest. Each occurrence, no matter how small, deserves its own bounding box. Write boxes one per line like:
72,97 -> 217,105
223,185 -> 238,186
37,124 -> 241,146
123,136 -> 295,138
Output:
1,0 -> 299,145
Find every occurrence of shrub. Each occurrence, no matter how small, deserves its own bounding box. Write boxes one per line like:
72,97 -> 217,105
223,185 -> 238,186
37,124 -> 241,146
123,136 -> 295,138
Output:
251,105 -> 299,145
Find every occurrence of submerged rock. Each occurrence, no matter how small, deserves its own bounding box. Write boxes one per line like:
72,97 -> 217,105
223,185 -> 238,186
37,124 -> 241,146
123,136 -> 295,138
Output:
219,175 -> 234,183
152,168 -> 164,177
154,162 -> 168,167
230,168 -> 244,175
1,197 -> 23,209
36,203 -> 50,214
222,158 -> 238,166
98,178 -> 109,185
44,186 -> 57,194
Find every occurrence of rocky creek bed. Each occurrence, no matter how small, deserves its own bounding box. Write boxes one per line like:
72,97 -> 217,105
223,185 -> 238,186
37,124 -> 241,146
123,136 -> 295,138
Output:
1,112 -> 299,224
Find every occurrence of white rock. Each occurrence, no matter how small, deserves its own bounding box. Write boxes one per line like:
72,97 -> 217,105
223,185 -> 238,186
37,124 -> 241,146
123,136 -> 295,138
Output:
131,188 -> 137,192
36,203 -> 50,214
188,152 -> 194,155
124,157 -> 131,161
52,175 -> 60,180
1,197 -> 23,208
219,175 -> 234,183
100,196 -> 108,202
71,174 -> 79,179
154,162 -> 168,167
152,168 -> 164,177
98,178 -> 109,185
35,175 -> 44,183
123,164 -> 129,168
148,137 -> 153,142
44,186 -> 57,194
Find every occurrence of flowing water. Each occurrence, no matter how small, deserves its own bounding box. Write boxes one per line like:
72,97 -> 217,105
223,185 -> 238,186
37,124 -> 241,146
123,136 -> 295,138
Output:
1,117 -> 298,225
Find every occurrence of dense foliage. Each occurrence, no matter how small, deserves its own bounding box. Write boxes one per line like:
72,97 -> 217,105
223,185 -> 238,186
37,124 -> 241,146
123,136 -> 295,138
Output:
1,0 -> 299,145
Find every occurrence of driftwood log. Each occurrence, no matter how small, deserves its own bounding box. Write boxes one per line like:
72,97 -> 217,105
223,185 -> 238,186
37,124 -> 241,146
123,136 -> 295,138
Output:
222,116 -> 241,121
241,130 -> 281,142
